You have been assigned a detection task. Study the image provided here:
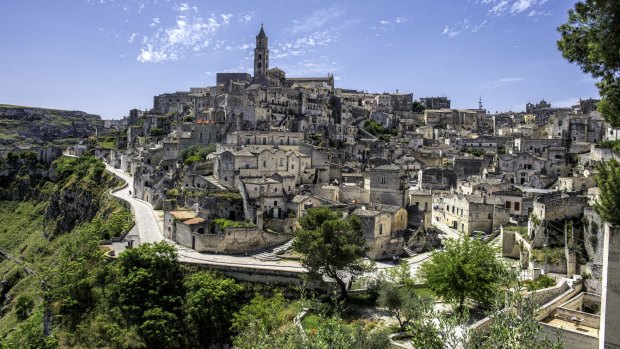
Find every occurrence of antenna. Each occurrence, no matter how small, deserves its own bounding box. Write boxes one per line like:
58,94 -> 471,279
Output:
478,95 -> 483,110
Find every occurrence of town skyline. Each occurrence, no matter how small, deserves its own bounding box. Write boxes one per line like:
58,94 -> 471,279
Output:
0,0 -> 600,118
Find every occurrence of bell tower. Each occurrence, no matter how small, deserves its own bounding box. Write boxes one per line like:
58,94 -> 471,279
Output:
254,24 -> 269,78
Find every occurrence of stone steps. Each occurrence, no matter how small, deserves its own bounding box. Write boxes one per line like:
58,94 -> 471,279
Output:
252,239 -> 294,261
403,246 -> 416,257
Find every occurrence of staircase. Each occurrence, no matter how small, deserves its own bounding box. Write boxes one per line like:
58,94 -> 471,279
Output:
252,239 -> 294,261
203,175 -> 227,190
403,246 -> 416,257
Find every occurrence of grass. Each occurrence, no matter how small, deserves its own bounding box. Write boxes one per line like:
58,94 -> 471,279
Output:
504,225 -> 528,235
0,201 -> 46,256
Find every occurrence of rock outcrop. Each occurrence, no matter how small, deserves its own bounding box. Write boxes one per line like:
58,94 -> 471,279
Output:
0,105 -> 102,146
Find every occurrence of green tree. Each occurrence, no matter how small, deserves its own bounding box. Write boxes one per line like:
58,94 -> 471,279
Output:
181,144 -> 216,165
594,159 -> 620,226
183,272 -> 242,347
470,290 -> 564,349
377,283 -> 432,331
418,236 -> 507,312
114,242 -> 183,348
557,0 -> 620,126
233,296 -> 390,349
293,207 -> 373,299
412,101 -> 426,113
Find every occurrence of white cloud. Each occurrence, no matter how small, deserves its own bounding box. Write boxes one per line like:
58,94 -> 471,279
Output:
221,14 -> 233,25
442,19 -> 470,38
511,0 -> 533,14
177,3 -> 190,12
483,0 -> 547,16
271,30 -> 338,59
291,6 -> 344,34
128,32 -> 137,43
239,13 -> 253,24
150,17 -> 160,27
137,5 -> 231,63
489,0 -> 509,15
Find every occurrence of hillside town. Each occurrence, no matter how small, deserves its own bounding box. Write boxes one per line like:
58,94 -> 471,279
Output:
20,25 -> 618,348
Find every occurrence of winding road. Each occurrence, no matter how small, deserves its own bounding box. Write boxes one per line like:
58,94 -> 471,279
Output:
103,161 -> 430,277
104,163 -> 307,273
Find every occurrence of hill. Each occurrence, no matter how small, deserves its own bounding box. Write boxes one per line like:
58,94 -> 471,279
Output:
0,105 -> 102,147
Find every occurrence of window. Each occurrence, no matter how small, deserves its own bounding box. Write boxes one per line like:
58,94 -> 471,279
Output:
488,213 -> 492,219
381,176 -> 386,184
379,224 -> 383,235
505,201 -> 511,209
263,160 -> 266,167
514,202 -> 520,211
274,201 -> 278,206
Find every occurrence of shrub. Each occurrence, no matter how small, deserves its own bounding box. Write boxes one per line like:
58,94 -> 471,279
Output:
14,295 -> 34,320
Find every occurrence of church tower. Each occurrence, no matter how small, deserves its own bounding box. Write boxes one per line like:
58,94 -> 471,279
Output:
254,24 -> 269,78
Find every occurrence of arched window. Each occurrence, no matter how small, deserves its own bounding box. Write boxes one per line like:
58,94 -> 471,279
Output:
258,62 -> 262,68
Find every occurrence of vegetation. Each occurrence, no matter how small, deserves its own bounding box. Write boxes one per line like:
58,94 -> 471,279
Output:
557,0 -> 620,126
293,207 -> 373,299
531,247 -> 566,264
412,101 -> 426,113
213,218 -> 256,229
149,127 -> 165,137
181,144 -> 216,165
524,274 -> 556,291
377,283 -> 433,331
463,147 -> 485,157
364,119 -> 397,141
596,139 -> 620,152
233,294 -> 390,349
594,159 -> 620,226
418,235 -> 508,312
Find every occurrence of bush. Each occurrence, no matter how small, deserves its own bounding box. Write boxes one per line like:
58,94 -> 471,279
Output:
524,274 -> 556,291
181,144 -> 216,165
14,294 -> 34,320
149,128 -> 165,137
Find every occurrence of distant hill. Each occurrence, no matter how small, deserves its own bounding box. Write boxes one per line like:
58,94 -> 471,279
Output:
0,104 -> 102,146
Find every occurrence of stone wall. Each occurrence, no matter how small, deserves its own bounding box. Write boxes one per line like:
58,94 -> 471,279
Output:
192,227 -> 291,254
601,224 -> 620,348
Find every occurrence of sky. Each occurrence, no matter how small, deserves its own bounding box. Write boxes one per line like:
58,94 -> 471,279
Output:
0,0 -> 600,119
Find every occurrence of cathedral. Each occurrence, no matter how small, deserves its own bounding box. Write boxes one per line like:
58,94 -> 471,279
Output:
249,25 -> 334,89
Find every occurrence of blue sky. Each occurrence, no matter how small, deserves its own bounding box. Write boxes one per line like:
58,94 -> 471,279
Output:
0,0 -> 599,119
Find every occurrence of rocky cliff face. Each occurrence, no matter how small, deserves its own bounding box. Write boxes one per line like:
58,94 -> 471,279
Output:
0,105 -> 102,145
0,153 -> 118,237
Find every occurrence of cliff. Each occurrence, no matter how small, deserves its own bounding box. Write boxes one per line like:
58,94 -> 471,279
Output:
0,104 -> 102,146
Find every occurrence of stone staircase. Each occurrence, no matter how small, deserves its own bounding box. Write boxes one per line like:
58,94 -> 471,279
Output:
403,246 -> 416,257
203,175 -> 227,190
252,239 -> 294,261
